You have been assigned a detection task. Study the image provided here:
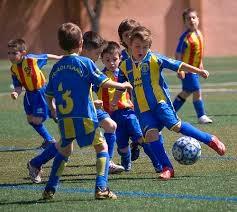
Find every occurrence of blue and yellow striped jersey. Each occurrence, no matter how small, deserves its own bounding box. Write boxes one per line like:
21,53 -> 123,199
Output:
118,51 -> 182,114
176,30 -> 203,68
11,54 -> 47,91
121,49 -> 130,61
46,54 -> 109,124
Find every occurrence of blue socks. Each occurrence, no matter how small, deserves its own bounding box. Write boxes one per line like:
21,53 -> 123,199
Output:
173,95 -> 186,112
179,121 -> 212,144
30,142 -> 57,168
45,152 -> 68,192
95,151 -> 109,190
150,139 -> 173,169
104,133 -> 116,160
193,99 -> 205,118
118,147 -> 131,171
29,123 -> 54,142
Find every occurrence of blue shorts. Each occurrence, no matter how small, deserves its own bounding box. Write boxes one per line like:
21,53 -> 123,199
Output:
24,86 -> 50,121
182,73 -> 200,92
96,108 -> 110,123
138,103 -> 180,134
111,108 -> 143,149
58,117 -> 104,148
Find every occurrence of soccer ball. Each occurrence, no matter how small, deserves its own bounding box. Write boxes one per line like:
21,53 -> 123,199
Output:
172,136 -> 201,165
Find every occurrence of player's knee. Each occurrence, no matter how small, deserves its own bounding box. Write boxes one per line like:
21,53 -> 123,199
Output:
118,146 -> 129,153
101,118 -> 117,133
144,129 -> 160,143
57,142 -> 73,157
30,117 -> 43,125
171,122 -> 182,133
94,141 -> 108,153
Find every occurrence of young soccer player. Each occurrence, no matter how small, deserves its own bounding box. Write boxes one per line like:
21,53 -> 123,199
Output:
99,41 -> 162,172
116,26 -> 226,179
8,39 -> 61,149
173,8 -> 213,124
42,22 -> 132,200
118,19 -> 162,171
81,31 -> 125,174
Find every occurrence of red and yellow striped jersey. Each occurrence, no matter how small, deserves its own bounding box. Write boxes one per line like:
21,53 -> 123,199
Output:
176,30 -> 203,68
97,68 -> 133,114
11,54 -> 48,91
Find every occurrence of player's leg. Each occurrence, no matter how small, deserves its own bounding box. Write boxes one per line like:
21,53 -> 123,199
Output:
173,121 -> 225,155
42,139 -> 72,200
193,90 -> 213,124
93,129 -> 117,200
27,141 -> 57,183
173,91 -> 190,112
98,109 -> 124,174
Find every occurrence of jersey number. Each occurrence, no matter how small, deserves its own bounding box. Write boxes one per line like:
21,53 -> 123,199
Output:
58,83 -> 73,114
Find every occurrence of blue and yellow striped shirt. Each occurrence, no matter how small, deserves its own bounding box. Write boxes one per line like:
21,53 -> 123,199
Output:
118,51 -> 182,114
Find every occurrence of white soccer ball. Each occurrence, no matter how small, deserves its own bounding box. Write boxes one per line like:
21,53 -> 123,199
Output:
172,136 -> 201,165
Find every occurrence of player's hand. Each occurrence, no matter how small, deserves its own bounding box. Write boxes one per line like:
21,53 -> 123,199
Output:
11,91 -> 18,100
177,71 -> 185,79
122,81 -> 133,90
200,70 -> 209,79
94,99 -> 103,109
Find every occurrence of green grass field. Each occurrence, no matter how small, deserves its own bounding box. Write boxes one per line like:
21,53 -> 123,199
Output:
0,57 -> 237,211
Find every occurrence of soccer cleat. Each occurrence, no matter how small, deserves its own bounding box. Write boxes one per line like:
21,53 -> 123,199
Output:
42,190 -> 55,200
159,167 -> 174,180
95,188 -> 117,200
154,164 -> 163,173
130,142 -> 140,161
198,115 -> 213,124
208,136 -> 226,156
121,161 -> 132,172
27,161 -> 42,183
109,161 -> 125,174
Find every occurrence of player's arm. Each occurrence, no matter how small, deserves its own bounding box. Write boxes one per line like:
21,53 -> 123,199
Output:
11,86 -> 22,100
101,79 -> 132,91
47,54 -> 63,60
175,52 -> 185,79
180,63 -> 209,79
46,95 -> 57,119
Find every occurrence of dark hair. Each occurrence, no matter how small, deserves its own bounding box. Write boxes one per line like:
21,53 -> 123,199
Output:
8,38 -> 27,51
182,8 -> 198,22
118,19 -> 140,48
82,31 -> 106,50
57,22 -> 82,51
101,41 -> 120,58
129,26 -> 152,47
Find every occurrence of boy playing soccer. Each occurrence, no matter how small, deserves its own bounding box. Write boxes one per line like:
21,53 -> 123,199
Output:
99,41 -> 162,172
173,8 -> 213,124
42,22 -> 132,200
81,31 -> 125,174
116,26 -> 226,179
8,39 -> 61,149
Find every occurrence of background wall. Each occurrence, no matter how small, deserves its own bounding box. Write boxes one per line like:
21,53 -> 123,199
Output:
0,0 -> 236,58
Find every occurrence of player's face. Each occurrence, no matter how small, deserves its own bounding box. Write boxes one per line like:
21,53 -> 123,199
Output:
7,47 -> 24,64
102,52 -> 120,71
130,38 -> 150,62
122,30 -> 131,47
184,11 -> 199,31
87,48 -> 103,62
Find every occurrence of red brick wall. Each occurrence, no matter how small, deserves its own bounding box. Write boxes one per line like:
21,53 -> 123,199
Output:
0,0 -> 236,58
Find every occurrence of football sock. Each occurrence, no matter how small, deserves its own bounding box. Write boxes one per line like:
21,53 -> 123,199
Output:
179,121 -> 212,144
95,151 -> 109,190
104,132 -> 116,160
173,95 -> 186,112
30,142 -> 57,168
29,123 -> 54,142
45,152 -> 68,192
193,99 -> 205,118
150,138 -> 173,169
118,147 -> 131,171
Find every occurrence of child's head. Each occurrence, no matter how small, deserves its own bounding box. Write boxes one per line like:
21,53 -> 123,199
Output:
7,38 -> 27,64
118,19 -> 140,49
182,8 -> 199,31
129,26 -> 152,62
101,41 -> 121,71
57,22 -> 83,54
82,31 -> 106,62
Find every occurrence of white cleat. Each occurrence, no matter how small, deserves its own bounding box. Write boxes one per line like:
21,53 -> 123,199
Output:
198,115 -> 213,124
109,161 -> 125,174
27,161 -> 42,183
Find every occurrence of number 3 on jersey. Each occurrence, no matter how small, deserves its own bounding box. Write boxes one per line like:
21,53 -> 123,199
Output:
58,83 -> 73,114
